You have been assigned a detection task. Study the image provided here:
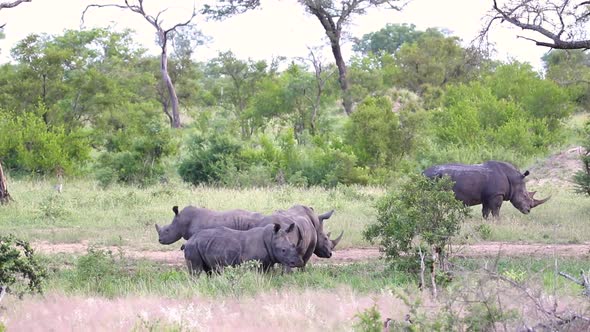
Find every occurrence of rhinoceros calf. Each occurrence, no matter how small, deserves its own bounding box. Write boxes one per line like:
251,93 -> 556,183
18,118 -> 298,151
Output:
423,160 -> 550,218
183,223 -> 303,275
155,204 -> 342,269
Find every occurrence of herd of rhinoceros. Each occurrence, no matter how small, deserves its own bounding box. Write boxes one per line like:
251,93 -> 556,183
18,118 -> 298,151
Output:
154,160 -> 550,275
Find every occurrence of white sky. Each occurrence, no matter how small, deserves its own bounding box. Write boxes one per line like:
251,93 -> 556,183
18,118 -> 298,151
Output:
0,0 -> 549,71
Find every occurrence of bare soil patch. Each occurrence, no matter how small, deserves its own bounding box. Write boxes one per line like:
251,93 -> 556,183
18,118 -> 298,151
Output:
33,241 -> 590,266
528,146 -> 586,187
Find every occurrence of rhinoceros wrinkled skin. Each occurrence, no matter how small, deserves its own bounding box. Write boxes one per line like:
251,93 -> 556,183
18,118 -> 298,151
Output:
271,205 -> 342,265
183,223 -> 303,275
423,161 -> 550,219
155,204 -> 343,269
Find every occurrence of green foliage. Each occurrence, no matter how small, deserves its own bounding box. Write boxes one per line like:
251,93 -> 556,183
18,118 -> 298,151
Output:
364,174 -> 470,263
0,104 -> 90,175
0,235 -> 47,296
96,120 -> 177,187
543,50 -> 590,109
353,23 -> 422,55
345,91 -> 425,171
178,132 -> 246,186
574,121 -> 590,196
353,304 -> 382,332
425,63 -> 573,165
393,28 -> 484,93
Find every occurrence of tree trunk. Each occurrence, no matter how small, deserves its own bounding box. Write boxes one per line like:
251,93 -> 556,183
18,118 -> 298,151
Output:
329,37 -> 353,115
161,49 -> 181,128
0,161 -> 12,205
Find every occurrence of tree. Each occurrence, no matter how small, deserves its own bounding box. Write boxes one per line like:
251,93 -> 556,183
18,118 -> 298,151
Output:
352,23 -> 422,55
0,0 -> 31,28
298,0 -> 403,115
82,0 -> 260,128
82,1 -> 198,128
543,50 -> 590,108
483,0 -> 590,50
0,160 -> 10,204
207,51 -> 275,138
393,29 -> 484,94
574,121 -> 590,196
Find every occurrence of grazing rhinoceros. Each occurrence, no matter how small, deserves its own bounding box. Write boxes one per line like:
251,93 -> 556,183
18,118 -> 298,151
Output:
155,204 -> 342,269
183,223 -> 303,275
272,205 -> 343,264
423,161 -> 550,218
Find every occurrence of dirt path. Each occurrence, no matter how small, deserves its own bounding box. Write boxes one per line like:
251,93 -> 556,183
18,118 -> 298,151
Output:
33,241 -> 590,265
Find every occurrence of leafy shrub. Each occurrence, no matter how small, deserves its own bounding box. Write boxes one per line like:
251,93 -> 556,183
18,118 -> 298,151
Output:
0,105 -> 90,175
178,132 -> 246,186
96,120 -> 177,187
574,120 -> 590,196
353,304 -> 382,332
0,235 -> 47,296
364,173 -> 470,265
345,91 -> 425,171
65,248 -> 125,297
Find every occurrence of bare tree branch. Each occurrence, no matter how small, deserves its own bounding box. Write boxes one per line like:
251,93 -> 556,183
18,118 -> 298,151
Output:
0,0 -> 30,10
481,0 -> 590,50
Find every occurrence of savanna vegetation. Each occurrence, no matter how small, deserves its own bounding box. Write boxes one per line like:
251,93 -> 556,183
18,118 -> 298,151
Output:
1,0 -> 590,330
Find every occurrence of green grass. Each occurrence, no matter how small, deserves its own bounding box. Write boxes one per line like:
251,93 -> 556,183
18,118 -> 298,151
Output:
0,177 -> 588,249
40,249 -> 589,299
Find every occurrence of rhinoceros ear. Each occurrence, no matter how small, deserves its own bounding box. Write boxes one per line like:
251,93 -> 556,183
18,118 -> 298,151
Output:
523,170 -> 530,177
172,206 -> 179,216
273,223 -> 281,233
285,223 -> 295,233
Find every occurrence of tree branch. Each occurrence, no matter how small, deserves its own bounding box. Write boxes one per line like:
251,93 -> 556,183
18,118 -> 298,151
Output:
0,0 -> 30,10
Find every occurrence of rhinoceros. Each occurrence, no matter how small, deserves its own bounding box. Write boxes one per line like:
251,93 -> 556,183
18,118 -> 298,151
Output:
155,204 -> 342,268
273,205 -> 342,261
183,223 -> 303,275
423,161 -> 550,218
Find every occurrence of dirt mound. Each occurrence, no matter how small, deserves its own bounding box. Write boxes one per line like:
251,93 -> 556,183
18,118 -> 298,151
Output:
528,146 -> 586,187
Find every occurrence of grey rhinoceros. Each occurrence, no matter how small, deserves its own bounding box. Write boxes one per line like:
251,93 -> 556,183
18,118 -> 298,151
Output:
423,161 -> 550,218
270,205 -> 342,266
183,223 -> 304,275
155,204 -> 342,268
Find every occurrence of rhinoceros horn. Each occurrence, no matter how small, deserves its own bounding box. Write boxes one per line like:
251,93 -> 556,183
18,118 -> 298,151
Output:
155,224 -> 161,233
531,194 -> 551,208
318,210 -> 335,222
331,231 -> 344,248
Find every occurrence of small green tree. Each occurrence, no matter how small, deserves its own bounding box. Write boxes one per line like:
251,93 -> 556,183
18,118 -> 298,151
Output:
0,235 -> 47,297
364,173 -> 470,295
574,121 -> 590,196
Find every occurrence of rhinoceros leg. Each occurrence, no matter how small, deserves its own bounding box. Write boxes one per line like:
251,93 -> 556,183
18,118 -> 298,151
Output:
482,195 -> 503,219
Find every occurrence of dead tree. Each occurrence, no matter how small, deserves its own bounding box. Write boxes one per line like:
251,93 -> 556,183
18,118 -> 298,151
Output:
0,160 -> 12,204
560,270 -> 590,297
82,0 -> 197,128
298,0 -> 404,115
481,0 -> 590,50
0,0 -> 32,28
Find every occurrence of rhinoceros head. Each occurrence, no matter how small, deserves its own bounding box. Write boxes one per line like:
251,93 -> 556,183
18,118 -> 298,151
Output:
509,171 -> 550,214
313,209 -> 343,258
271,223 -> 304,268
155,206 -> 184,245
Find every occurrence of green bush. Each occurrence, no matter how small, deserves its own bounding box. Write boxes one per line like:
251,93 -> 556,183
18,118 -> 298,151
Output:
364,173 -> 470,265
96,120 -> 177,187
0,105 -> 90,175
0,235 -> 47,296
178,132 -> 246,186
574,120 -> 590,196
353,304 -> 382,332
345,91 -> 425,171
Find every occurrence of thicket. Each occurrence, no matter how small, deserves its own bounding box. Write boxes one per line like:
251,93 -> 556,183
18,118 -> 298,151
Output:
0,28 -> 579,187
0,235 -> 47,297
574,120 -> 590,196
